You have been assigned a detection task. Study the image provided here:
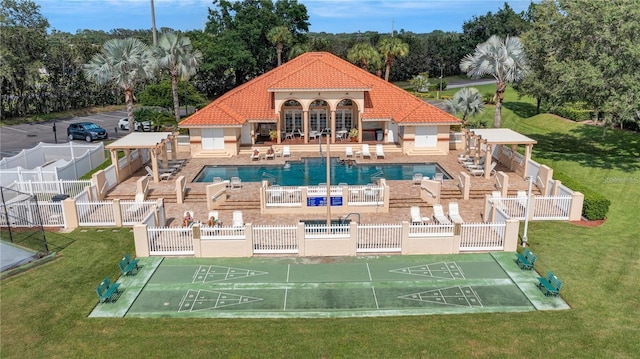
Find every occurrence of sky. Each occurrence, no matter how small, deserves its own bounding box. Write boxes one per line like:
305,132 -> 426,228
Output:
34,0 -> 532,35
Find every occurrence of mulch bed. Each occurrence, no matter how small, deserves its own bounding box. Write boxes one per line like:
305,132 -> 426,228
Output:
570,218 -> 606,227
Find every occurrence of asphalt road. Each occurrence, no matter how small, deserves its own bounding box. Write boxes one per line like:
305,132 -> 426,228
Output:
0,110 -> 129,158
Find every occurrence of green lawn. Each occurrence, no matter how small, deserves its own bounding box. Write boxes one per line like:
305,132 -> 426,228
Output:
2,90 -> 639,357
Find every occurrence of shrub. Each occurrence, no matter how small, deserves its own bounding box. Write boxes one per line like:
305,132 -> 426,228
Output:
552,171 -> 610,220
483,92 -> 496,104
553,105 -> 594,122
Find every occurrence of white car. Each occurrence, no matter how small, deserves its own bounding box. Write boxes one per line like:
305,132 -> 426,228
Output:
118,117 -> 151,131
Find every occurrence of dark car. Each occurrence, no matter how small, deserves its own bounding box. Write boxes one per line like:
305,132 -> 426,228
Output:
67,122 -> 108,142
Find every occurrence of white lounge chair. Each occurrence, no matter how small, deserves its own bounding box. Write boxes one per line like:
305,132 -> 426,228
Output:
433,173 -> 444,182
207,210 -> 219,226
250,149 -> 261,161
285,131 -> 295,140
145,166 -> 172,181
517,190 -> 528,208
125,192 -> 147,215
412,173 -> 423,184
469,162 -> 496,177
448,202 -> 464,223
432,204 -> 452,224
232,210 -> 244,227
282,146 -> 291,157
410,206 -> 430,224
265,149 -> 275,160
361,144 -> 371,158
490,191 -> 504,209
375,144 -> 385,159
230,176 -> 242,189
464,157 -> 485,169
297,129 -> 305,138
345,146 -> 353,158
182,210 -> 196,227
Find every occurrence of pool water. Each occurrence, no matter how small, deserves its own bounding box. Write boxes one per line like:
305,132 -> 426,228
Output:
193,157 -> 450,186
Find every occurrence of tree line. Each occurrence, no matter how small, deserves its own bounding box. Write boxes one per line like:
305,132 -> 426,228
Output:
1,0 -> 638,130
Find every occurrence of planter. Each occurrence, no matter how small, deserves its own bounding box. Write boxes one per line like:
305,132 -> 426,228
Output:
350,137 -> 357,142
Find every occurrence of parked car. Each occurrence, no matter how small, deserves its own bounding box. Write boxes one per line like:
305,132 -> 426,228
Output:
67,122 -> 107,142
118,117 -> 151,131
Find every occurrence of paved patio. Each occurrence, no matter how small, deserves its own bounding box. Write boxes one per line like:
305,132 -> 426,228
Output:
106,146 -> 534,227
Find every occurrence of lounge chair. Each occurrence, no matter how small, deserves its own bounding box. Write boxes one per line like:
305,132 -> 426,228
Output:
207,210 -> 220,227
410,206 -> 430,224
285,131 -> 295,140
250,149 -> 261,161
433,173 -> 444,182
297,129 -> 305,138
182,210 -> 196,227
463,157 -> 485,169
125,192 -> 147,215
230,176 -> 242,189
232,210 -> 244,227
361,144 -> 371,158
282,146 -> 291,157
265,149 -> 276,160
412,173 -> 423,184
345,146 -> 354,158
375,144 -> 385,159
469,162 -> 496,177
448,202 -> 464,223
432,204 -> 452,225
490,191 -> 504,209
517,190 -> 528,208
145,166 -> 172,181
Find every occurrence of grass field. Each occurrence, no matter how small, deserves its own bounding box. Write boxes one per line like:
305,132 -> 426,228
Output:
1,88 -> 639,357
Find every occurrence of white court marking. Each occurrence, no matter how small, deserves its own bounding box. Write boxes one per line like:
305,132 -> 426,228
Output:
178,289 -> 263,311
389,262 -> 465,279
192,265 -> 268,283
398,286 -> 483,308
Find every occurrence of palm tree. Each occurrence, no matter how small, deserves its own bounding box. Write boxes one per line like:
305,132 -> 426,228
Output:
268,26 -> 293,67
84,38 -> 157,133
460,35 -> 529,128
377,37 -> 409,81
445,87 -> 485,126
347,42 -> 379,71
154,32 -> 203,122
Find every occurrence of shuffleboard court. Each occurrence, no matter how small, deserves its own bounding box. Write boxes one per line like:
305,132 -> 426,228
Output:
88,253 -> 572,319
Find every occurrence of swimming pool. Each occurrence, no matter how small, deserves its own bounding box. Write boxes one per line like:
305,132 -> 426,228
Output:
193,157 -> 451,186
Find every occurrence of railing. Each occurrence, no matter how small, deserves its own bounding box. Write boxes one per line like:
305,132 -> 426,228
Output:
357,223 -> 402,252
494,197 -> 527,219
533,196 -> 571,220
77,201 -> 116,226
38,202 -> 65,227
265,186 -> 301,207
201,225 -> 246,240
408,223 -> 455,237
148,227 -> 194,255
513,152 -> 524,165
460,222 -> 505,251
9,180 -> 92,201
347,185 -> 384,205
304,223 -> 350,238
120,200 -> 157,226
253,225 -> 298,254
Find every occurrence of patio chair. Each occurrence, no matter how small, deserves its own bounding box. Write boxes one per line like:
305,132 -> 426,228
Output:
297,129 -> 305,138
232,210 -> 244,227
285,131 -> 295,140
433,173 -> 444,182
230,177 -> 242,189
282,146 -> 291,157
432,204 -> 452,225
345,146 -> 353,158
361,144 -> 371,158
309,131 -> 319,140
464,157 -> 486,169
375,144 -> 385,159
410,206 -> 430,224
469,162 -> 496,177
145,166 -> 172,181
412,173 -> 423,184
250,149 -> 261,161
448,202 -> 464,223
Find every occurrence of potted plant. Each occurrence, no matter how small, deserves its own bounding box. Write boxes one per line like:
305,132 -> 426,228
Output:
349,128 -> 358,142
269,129 -> 278,142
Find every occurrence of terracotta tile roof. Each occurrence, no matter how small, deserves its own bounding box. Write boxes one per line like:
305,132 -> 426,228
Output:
180,52 -> 460,127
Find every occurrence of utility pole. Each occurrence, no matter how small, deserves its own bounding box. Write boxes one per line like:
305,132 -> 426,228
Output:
438,63 -> 444,99
150,0 -> 158,46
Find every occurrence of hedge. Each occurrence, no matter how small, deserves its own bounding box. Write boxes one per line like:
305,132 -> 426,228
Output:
553,106 -> 594,122
552,171 -> 610,220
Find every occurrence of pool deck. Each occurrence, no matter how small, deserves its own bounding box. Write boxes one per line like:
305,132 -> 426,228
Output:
106,147 -> 535,226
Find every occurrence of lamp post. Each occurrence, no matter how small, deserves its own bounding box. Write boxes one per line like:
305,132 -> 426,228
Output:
522,175 -> 534,246
438,64 -> 444,99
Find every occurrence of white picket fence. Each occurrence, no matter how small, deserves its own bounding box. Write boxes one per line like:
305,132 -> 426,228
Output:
265,186 -> 301,207
492,195 -> 571,221
120,200 -> 158,226
347,185 -> 384,205
9,180 -> 92,201
252,225 -> 298,254
304,223 -> 350,238
357,223 -> 402,252
460,222 -> 506,251
201,225 -> 246,240
77,201 -> 116,226
0,201 -> 64,227
408,223 -> 455,237
148,227 -> 194,255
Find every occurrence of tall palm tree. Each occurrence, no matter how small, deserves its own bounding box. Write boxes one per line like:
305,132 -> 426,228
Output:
84,38 -> 157,133
268,26 -> 293,67
445,87 -> 485,126
154,32 -> 203,122
460,35 -> 529,128
377,37 -> 409,81
347,42 -> 379,71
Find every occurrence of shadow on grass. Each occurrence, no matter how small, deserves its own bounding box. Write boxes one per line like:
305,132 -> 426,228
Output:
503,101 -> 538,119
528,125 -> 640,172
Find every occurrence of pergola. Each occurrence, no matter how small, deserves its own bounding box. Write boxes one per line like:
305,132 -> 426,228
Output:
105,132 -> 178,183
462,128 -> 537,179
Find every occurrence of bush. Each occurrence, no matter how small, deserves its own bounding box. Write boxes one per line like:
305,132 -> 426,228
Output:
552,171 -> 610,220
553,105 -> 594,122
483,92 -> 495,104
